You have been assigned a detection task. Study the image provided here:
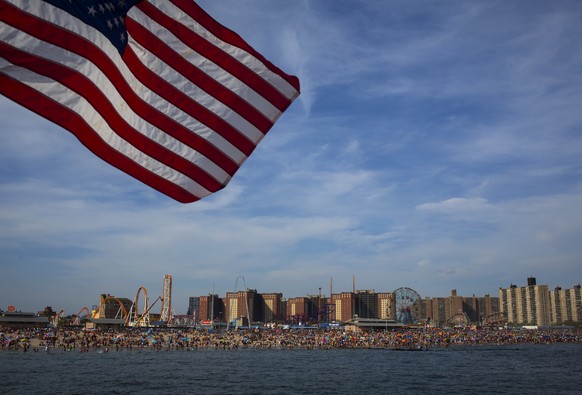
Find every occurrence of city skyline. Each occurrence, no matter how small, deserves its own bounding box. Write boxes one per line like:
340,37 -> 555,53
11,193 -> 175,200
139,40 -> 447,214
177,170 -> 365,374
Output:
2,1 -> 582,315
3,274 -> 580,316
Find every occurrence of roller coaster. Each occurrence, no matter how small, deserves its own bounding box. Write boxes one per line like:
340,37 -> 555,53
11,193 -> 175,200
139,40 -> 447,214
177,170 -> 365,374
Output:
68,274 -> 175,327
446,312 -> 471,327
484,312 -> 507,327
71,307 -> 91,326
126,286 -> 162,327
51,309 -> 64,326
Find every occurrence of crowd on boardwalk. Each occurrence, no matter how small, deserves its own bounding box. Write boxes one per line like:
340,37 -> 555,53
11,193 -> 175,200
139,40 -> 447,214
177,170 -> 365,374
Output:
2,326 -> 581,352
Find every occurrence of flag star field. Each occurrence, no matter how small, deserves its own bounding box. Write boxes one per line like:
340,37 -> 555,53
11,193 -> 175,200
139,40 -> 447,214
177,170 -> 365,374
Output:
44,0 -> 139,53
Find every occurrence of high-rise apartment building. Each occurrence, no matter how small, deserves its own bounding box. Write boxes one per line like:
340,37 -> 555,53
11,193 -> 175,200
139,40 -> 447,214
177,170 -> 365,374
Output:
572,284 -> 582,322
423,291 -> 500,325
551,286 -> 568,324
462,296 -> 479,323
260,293 -> 282,323
198,294 -> 223,322
354,290 -> 378,319
279,298 -> 287,322
225,289 -> 257,323
445,290 -> 464,321
424,297 -> 447,325
377,292 -> 395,320
332,292 -> 355,322
287,297 -> 309,324
499,277 -> 551,326
477,294 -> 500,323
307,294 -> 326,323
549,284 -> 582,324
330,290 -> 389,322
187,296 -> 199,317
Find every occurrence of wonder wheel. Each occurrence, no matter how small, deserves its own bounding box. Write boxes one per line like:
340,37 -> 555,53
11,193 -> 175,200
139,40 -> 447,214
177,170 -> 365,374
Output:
393,287 -> 422,324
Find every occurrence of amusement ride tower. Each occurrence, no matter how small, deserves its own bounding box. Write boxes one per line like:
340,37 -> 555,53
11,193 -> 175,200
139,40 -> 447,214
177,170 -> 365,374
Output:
160,274 -> 173,324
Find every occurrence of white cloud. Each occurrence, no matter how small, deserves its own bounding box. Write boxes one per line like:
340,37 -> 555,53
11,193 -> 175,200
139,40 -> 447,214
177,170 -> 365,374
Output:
416,197 -> 497,215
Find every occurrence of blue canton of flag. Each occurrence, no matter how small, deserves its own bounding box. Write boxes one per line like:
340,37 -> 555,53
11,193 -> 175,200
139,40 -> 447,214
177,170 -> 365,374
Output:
44,0 -> 142,54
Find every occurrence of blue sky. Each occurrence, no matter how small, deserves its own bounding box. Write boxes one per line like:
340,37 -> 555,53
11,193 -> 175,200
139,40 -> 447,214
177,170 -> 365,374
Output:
1,0 -> 581,315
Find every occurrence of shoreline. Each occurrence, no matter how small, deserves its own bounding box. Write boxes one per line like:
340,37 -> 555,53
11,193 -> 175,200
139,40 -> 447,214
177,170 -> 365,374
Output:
2,326 -> 581,353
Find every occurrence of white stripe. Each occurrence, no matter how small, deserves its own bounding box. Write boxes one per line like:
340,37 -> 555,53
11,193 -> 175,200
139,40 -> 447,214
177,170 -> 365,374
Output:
5,0 -> 248,167
0,57 -> 211,198
129,6 -> 281,122
148,0 -> 299,100
0,23 -> 232,185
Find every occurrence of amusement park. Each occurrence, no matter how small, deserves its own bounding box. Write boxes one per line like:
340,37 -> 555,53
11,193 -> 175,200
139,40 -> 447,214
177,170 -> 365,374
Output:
0,274 -> 182,330
85,273 -> 180,328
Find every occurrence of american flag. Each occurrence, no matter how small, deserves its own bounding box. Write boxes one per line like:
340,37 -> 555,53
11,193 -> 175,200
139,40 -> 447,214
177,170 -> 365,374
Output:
0,0 -> 300,203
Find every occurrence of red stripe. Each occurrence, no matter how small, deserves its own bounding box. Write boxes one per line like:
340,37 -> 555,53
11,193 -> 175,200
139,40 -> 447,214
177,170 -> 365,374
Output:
142,0 -> 298,110
0,73 -> 200,203
0,5 -> 240,177
127,12 -> 273,133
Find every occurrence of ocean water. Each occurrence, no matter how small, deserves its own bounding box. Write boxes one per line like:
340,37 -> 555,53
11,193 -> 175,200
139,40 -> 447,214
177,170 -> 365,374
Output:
1,344 -> 581,394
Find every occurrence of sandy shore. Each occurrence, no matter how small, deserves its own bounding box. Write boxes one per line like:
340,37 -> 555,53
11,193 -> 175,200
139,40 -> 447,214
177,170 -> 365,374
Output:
2,326 -> 581,352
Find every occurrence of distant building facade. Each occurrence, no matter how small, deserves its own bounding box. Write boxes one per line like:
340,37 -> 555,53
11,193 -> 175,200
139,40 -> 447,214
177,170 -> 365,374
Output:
332,292 -> 355,322
260,293 -> 283,323
423,291 -> 500,326
97,294 -> 132,320
225,289 -> 257,324
424,297 -> 447,325
445,290 -> 464,322
328,290 -> 397,323
354,290 -> 378,319
198,294 -> 223,322
182,276 -> 582,328
286,297 -> 309,324
0,311 -> 49,328
377,292 -> 395,320
549,284 -> 582,324
477,294 -> 500,323
187,297 -> 199,317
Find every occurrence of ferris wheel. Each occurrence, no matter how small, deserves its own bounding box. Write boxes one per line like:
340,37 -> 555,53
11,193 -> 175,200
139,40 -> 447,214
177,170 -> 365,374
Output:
393,287 -> 422,324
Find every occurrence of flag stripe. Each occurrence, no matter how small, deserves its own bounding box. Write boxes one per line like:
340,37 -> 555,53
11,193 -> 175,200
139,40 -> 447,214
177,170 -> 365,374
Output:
150,0 -> 299,104
0,41 -> 225,193
128,18 -> 272,135
0,71 -> 206,203
123,38 -> 264,156
129,4 -> 280,125
0,0 -> 300,202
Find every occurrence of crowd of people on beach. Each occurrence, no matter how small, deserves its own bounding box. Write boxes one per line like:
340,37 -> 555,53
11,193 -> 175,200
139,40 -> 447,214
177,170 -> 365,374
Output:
2,325 -> 581,352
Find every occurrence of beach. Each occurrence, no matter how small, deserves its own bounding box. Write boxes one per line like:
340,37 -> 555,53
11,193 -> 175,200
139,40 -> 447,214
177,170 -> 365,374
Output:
2,326 -> 580,352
